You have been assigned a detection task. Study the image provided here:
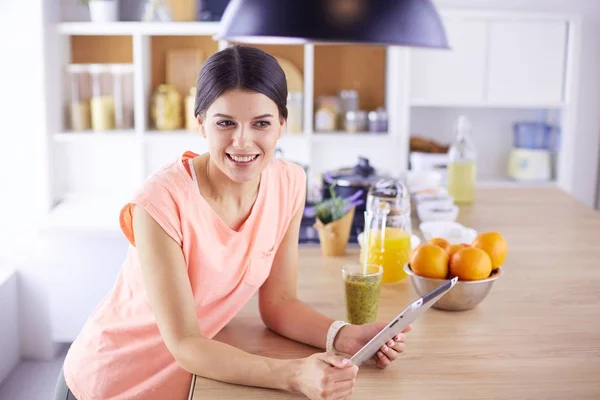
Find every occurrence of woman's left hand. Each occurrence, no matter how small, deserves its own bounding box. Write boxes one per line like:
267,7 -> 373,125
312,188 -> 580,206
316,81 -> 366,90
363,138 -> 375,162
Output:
334,323 -> 413,369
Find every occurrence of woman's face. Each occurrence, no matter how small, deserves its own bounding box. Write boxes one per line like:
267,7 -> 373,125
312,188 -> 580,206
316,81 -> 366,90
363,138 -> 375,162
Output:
199,89 -> 284,183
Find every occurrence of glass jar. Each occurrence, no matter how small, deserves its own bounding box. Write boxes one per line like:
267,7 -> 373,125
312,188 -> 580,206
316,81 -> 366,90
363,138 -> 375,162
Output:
111,64 -> 134,130
89,64 -> 115,131
345,110 -> 368,133
151,84 -> 182,131
67,64 -> 92,131
185,87 -> 199,131
361,178 -> 412,284
286,91 -> 303,134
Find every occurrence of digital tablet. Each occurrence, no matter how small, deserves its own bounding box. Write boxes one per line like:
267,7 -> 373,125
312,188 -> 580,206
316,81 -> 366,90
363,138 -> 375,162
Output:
350,277 -> 458,366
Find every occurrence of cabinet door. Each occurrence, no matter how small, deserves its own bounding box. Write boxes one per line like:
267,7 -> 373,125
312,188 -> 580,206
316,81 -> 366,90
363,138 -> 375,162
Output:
410,19 -> 487,105
487,20 -> 567,105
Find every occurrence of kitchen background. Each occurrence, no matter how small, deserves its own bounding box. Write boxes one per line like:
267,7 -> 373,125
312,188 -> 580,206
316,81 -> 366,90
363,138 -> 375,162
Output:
0,0 -> 599,397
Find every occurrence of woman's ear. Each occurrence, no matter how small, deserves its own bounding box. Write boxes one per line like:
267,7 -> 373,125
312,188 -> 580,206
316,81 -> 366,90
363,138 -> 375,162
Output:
278,117 -> 286,139
197,115 -> 206,138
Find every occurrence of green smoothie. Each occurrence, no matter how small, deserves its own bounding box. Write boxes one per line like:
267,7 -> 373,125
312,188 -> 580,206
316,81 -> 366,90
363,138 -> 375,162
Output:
343,265 -> 382,325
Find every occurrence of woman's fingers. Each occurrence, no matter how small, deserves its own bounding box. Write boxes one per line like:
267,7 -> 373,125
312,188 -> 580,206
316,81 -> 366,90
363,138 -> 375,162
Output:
394,333 -> 406,342
376,350 -> 392,368
331,377 -> 355,399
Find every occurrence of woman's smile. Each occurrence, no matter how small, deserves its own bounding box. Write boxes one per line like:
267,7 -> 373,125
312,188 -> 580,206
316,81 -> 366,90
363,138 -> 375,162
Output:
226,153 -> 260,166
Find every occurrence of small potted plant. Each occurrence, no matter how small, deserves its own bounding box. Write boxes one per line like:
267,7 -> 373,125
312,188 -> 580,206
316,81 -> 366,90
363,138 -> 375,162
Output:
80,0 -> 120,23
313,185 -> 362,256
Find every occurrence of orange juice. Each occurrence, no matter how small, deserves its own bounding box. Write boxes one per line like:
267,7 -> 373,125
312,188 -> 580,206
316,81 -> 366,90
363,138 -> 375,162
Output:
360,227 -> 412,284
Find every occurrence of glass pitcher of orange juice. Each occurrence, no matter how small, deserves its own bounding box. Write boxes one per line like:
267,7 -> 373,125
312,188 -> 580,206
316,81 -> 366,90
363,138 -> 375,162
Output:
361,179 -> 412,284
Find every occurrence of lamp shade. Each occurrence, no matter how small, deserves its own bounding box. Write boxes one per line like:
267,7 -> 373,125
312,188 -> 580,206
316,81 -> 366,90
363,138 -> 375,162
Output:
216,0 -> 449,49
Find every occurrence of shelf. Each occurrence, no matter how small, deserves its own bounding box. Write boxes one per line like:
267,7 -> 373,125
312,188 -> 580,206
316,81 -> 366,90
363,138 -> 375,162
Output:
312,132 -> 390,140
314,44 -> 386,111
70,35 -> 133,64
410,100 -> 566,109
42,194 -> 130,233
58,22 -> 221,36
54,131 -> 137,142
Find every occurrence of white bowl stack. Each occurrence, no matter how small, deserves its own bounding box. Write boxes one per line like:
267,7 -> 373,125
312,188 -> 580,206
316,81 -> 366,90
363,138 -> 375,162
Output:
405,170 -> 459,223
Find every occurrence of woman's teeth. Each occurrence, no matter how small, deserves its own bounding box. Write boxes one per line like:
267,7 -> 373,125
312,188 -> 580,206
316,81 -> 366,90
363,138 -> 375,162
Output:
229,154 -> 258,163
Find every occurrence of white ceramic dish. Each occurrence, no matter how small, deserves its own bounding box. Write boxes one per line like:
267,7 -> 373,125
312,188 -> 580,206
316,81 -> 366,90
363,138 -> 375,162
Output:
416,202 -> 459,222
357,232 -> 421,250
413,189 -> 451,204
419,221 -> 478,244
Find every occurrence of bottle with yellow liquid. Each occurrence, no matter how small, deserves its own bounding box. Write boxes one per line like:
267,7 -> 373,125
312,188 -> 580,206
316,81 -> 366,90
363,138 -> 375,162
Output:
447,115 -> 477,204
361,179 -> 412,284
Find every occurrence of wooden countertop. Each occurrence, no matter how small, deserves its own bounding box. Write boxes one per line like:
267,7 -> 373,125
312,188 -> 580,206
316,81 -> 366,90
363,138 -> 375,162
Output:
191,187 -> 600,399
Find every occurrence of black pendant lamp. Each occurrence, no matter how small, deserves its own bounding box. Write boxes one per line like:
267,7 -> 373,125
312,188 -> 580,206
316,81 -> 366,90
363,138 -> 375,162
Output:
216,0 -> 449,49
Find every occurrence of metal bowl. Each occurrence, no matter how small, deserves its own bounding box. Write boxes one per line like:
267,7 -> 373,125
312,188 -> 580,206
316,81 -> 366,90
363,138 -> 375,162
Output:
403,264 -> 503,311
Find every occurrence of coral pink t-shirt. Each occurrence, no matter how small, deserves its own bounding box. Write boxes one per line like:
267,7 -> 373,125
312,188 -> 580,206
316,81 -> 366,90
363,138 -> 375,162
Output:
63,151 -> 306,400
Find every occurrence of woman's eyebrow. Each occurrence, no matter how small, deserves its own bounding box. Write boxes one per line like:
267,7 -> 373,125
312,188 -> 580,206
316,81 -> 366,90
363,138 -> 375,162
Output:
213,113 -> 235,118
253,114 -> 274,119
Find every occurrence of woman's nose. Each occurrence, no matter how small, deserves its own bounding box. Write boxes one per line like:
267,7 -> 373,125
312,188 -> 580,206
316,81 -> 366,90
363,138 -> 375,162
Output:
231,126 -> 253,148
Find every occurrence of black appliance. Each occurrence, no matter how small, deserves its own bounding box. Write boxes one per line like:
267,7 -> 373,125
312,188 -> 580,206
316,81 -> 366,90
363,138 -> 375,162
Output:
197,0 -> 230,21
321,156 -> 390,217
298,157 -> 390,246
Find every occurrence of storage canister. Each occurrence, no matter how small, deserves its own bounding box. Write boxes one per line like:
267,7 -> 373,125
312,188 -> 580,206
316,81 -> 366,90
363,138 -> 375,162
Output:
67,64 -> 92,131
89,64 -> 115,131
111,64 -> 134,130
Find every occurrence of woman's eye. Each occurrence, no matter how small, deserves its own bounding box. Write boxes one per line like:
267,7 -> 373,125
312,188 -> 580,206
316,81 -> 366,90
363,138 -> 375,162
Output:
255,121 -> 271,128
217,120 -> 235,127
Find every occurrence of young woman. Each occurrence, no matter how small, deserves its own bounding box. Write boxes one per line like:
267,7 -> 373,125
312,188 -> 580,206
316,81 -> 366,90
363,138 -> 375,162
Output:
54,45 -> 411,400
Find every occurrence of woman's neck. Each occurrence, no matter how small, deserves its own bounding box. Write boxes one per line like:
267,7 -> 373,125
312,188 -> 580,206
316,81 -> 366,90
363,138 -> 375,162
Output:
202,154 -> 261,207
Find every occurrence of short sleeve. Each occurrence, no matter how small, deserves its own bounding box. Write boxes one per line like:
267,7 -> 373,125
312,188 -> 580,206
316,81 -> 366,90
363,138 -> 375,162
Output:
119,181 -> 183,247
288,162 -> 307,216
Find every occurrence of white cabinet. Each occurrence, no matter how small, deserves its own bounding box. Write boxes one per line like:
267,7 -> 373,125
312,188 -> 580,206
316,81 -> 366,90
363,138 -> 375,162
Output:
487,20 -> 568,105
410,19 -> 487,105
410,14 -> 569,107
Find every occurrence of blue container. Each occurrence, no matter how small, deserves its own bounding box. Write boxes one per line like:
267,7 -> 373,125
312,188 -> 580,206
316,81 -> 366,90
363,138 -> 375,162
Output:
513,121 -> 560,152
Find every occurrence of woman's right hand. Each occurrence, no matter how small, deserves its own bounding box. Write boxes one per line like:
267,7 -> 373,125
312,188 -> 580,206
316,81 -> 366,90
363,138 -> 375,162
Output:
295,353 -> 359,400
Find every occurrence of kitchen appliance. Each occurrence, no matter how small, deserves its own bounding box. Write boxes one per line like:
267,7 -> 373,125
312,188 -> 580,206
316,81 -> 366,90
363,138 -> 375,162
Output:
322,157 -> 390,214
318,157 -> 391,243
508,121 -> 558,181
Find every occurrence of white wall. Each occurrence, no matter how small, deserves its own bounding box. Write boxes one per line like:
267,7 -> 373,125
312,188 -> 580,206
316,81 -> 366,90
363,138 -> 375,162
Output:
410,107 -> 560,181
0,0 -> 59,360
431,0 -> 600,207
0,269 -> 20,385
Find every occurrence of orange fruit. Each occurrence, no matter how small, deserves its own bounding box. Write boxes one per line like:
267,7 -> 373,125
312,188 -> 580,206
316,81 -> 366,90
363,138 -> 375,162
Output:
428,237 -> 451,252
410,243 -> 449,279
447,243 -> 470,259
471,231 -> 507,269
449,247 -> 492,281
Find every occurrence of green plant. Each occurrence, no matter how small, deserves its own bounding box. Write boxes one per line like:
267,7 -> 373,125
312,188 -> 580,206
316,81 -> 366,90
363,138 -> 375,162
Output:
315,184 -> 352,225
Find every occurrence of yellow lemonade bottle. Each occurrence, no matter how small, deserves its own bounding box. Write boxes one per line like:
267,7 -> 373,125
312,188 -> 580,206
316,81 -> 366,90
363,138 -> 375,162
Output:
361,227 -> 412,283
447,116 -> 477,204
362,179 -> 413,284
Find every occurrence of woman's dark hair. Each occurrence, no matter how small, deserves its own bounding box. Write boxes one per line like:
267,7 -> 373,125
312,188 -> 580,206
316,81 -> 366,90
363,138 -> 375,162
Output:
194,45 -> 288,120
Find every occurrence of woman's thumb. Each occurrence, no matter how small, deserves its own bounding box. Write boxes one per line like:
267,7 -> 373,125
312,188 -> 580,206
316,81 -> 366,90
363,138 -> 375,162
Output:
320,353 -> 352,368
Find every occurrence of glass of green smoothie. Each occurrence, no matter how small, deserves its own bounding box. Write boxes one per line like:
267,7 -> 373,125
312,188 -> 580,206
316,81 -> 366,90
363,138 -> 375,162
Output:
342,263 -> 383,325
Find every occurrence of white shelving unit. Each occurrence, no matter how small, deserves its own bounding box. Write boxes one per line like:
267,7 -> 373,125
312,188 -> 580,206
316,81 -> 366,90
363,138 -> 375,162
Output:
45,9 -> 581,233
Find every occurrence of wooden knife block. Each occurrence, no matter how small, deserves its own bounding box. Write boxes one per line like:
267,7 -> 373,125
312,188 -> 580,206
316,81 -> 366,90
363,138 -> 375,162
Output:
166,49 -> 205,96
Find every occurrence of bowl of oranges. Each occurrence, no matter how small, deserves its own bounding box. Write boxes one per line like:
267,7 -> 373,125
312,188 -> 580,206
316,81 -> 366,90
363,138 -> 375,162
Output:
404,231 -> 507,311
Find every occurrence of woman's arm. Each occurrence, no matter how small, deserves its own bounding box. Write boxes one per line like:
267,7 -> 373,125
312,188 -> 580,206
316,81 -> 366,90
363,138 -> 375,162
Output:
133,205 -> 357,398
258,205 -> 411,367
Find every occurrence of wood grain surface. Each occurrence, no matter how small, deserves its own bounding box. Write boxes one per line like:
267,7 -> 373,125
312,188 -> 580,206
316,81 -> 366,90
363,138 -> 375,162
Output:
192,187 -> 600,399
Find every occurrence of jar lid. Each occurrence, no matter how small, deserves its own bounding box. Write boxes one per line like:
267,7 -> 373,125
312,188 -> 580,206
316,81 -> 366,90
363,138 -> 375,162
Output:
88,64 -> 112,73
67,64 -> 89,73
109,64 -> 134,74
